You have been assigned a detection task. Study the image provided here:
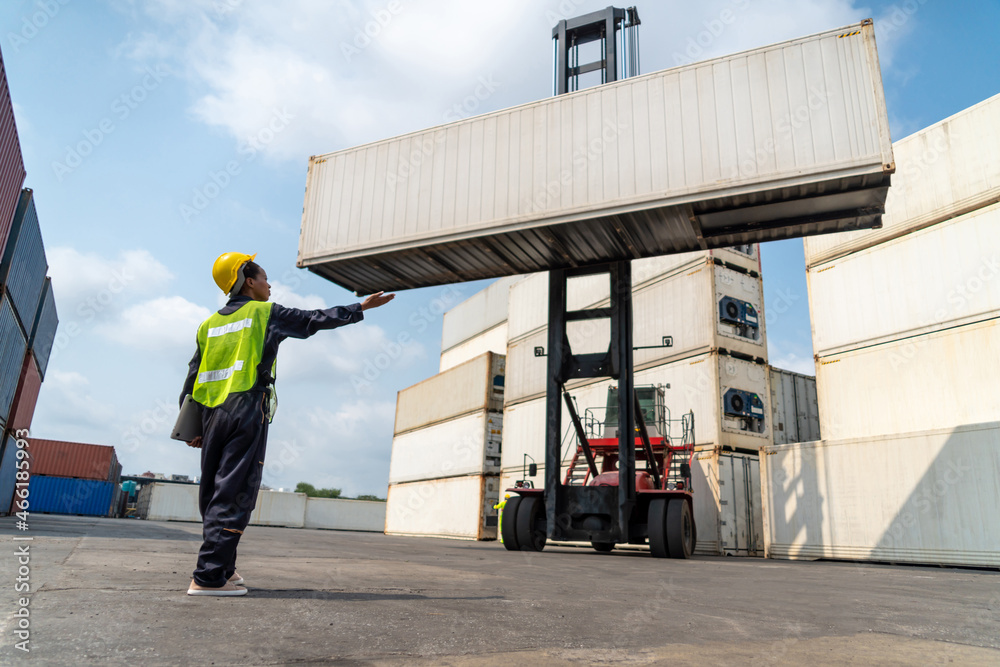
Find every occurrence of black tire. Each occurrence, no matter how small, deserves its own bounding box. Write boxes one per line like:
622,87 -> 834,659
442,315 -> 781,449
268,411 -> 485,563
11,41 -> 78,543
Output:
500,495 -> 522,551
647,498 -> 669,558
515,495 -> 547,552
666,498 -> 694,559
591,542 -> 615,553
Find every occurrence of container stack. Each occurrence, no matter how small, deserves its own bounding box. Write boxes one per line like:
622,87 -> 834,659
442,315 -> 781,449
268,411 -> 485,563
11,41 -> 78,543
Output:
439,276 -> 520,372
0,46 -> 60,516
761,93 -> 1000,568
384,352 -> 505,540
499,246 -> 770,555
15,439 -> 121,517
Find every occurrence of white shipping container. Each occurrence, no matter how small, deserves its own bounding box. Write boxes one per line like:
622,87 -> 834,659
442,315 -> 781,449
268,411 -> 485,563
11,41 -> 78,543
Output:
691,449 -> 763,556
384,474 -> 500,540
804,92 -> 1000,267
441,275 -> 521,352
501,352 -> 772,471
816,317 -> 1000,440
440,323 -> 508,372
505,263 -> 766,405
303,497 -> 386,532
394,352 -> 504,435
807,201 -> 1000,355
299,23 -> 891,295
769,367 -> 821,445
137,483 -> 201,522
249,491 -> 307,528
761,422 -> 1000,567
388,410 -> 502,485
507,250 -> 759,342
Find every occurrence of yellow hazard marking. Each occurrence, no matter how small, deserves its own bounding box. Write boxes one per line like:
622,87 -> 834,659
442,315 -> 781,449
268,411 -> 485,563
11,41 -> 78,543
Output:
838,30 -> 861,38
819,359 -> 841,365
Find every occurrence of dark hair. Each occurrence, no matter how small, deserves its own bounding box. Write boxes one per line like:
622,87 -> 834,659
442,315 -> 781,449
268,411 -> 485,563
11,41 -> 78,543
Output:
242,261 -> 264,280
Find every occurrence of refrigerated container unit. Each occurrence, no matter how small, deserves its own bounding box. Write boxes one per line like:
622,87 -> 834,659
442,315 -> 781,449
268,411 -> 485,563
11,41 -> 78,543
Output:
0,50 -> 25,260
0,189 -> 48,337
440,275 -> 521,370
24,438 -> 119,482
385,474 -> 500,540
394,352 -> 505,435
815,317 -> 1000,441
769,367 -> 820,445
0,295 -> 27,426
805,91 -> 1000,268
761,422 -> 1000,568
506,262 -> 767,406
298,24 -> 892,295
304,497 -> 387,532
27,475 -> 115,517
807,201 -> 1000,356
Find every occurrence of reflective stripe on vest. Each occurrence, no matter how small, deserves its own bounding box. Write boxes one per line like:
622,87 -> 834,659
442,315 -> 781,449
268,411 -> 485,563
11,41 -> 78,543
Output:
192,301 -> 273,408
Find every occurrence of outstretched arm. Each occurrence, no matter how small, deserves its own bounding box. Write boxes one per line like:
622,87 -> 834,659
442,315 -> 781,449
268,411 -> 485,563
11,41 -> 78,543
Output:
361,291 -> 395,311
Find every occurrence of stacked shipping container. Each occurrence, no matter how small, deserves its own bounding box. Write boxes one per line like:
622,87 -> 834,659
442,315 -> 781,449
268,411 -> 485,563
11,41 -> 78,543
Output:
385,352 -> 505,540
11,439 -> 122,517
0,44 -> 61,516
762,93 -> 1000,567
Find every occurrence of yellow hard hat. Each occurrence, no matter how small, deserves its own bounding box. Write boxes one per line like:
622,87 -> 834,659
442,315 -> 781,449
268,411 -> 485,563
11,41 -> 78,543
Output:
212,252 -> 257,294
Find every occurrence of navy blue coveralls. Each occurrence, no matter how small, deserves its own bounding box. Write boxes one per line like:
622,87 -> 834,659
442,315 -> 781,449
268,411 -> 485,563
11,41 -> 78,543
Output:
181,295 -> 363,587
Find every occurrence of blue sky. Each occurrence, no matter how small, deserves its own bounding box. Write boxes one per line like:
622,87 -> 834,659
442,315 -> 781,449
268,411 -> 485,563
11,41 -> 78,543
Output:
1,0 -> 996,495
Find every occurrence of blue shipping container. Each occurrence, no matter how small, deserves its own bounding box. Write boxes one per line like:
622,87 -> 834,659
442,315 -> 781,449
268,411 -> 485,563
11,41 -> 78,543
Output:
27,475 -> 113,517
29,277 -> 57,378
0,295 -> 27,425
0,433 -> 17,515
0,189 -> 47,336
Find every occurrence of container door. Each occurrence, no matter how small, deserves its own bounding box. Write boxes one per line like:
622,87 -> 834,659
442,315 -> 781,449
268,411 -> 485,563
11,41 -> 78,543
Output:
719,453 -> 763,556
480,475 -> 500,540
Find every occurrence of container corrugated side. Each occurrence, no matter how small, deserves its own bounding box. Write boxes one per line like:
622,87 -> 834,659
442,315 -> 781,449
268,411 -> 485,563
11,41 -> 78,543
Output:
0,296 -> 27,425
440,323 -> 508,372
27,475 -> 114,517
29,277 -> 57,379
140,483 -> 201,522
769,367 -> 820,445
441,275 -> 521,352
7,350 -> 41,432
761,422 -> 1000,568
25,438 -> 115,481
249,491 -> 307,527
0,52 -> 25,262
385,474 -> 499,540
389,411 -> 501,485
0,433 -> 17,515
505,263 -> 766,404
807,201 -> 1000,355
299,22 -> 892,295
303,497 -> 386,532
394,352 -> 504,435
0,189 -> 47,335
804,92 -> 1000,267
815,317 -> 1000,440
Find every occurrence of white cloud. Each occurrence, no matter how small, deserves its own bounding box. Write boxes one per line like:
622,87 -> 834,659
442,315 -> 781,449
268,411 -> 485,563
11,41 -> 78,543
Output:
97,295 -> 211,351
32,371 -> 120,434
264,400 -> 397,495
47,247 -> 175,320
769,353 -> 816,377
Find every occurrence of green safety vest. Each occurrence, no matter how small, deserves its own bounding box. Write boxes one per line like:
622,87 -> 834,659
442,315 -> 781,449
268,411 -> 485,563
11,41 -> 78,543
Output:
192,301 -> 276,416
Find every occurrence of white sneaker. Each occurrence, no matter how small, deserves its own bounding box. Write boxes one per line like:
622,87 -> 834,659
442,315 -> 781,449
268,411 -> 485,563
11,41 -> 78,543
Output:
187,579 -> 247,597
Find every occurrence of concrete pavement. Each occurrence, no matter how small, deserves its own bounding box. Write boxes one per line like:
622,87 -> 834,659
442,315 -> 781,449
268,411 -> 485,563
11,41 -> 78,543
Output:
0,514 -> 997,665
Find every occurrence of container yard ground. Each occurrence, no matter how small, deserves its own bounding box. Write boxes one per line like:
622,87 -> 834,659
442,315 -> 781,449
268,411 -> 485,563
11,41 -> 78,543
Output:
1,515 -> 997,665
